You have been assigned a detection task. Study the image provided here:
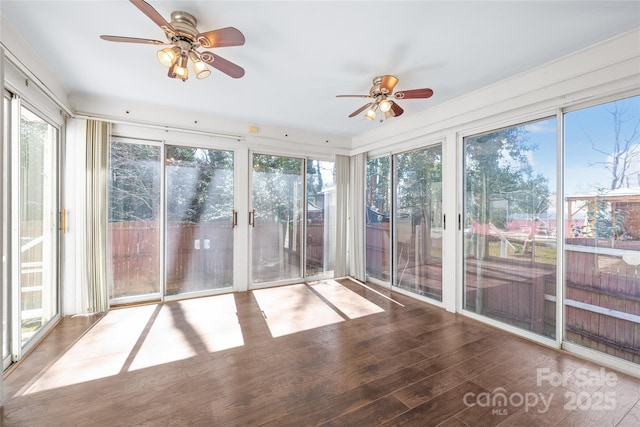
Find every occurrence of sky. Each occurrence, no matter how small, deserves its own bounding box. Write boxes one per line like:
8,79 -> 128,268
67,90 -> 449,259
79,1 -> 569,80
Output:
523,95 -> 640,196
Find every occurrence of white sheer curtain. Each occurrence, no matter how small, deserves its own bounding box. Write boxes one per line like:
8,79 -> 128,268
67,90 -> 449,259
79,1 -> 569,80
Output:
334,155 -> 350,277
349,153 -> 366,281
83,120 -> 110,313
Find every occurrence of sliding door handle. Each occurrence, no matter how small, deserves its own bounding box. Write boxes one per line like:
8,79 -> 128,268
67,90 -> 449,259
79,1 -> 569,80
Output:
231,209 -> 238,228
249,209 -> 255,227
60,209 -> 67,234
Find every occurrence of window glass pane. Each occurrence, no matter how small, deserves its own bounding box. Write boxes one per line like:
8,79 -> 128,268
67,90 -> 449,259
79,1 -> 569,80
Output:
463,117 -> 557,338
394,145 -> 443,300
2,95 -> 9,362
306,160 -> 335,277
165,146 -> 234,295
366,157 -> 391,282
251,154 -> 303,284
19,105 -> 58,346
564,95 -> 640,364
108,141 -> 161,300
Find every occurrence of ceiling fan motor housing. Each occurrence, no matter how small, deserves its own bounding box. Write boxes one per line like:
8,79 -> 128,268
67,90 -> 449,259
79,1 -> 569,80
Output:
169,11 -> 198,45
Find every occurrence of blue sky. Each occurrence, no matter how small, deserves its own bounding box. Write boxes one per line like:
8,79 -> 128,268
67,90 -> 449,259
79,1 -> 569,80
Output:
564,96 -> 640,194
523,95 -> 640,195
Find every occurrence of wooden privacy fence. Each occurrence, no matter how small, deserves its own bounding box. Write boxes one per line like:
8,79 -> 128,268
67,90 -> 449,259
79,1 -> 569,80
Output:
109,220 -> 234,297
20,221 -> 45,316
564,238 -> 640,364
110,221 -> 160,297
366,223 -> 391,280
464,256 -> 556,336
109,219 -> 328,298
464,238 -> 639,364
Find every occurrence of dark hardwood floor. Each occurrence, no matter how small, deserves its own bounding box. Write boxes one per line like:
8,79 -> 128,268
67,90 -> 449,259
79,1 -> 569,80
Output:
2,278 -> 639,426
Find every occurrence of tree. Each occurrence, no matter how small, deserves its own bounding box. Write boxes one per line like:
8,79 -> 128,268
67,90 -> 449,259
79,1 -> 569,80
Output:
464,124 -> 552,262
589,99 -> 640,190
252,154 -> 302,224
465,126 -> 550,230
395,146 -> 442,264
110,144 -> 234,224
109,142 -> 161,222
366,157 -> 391,222
20,112 -> 49,221
165,147 -> 233,223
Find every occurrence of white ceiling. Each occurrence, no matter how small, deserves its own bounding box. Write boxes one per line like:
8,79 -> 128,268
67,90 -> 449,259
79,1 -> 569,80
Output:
1,1 -> 639,139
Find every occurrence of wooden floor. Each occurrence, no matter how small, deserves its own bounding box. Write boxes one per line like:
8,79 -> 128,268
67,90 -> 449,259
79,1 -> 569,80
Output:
2,278 -> 639,426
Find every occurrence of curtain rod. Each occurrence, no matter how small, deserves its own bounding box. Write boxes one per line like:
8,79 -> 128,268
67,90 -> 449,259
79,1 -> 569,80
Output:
74,113 -> 246,142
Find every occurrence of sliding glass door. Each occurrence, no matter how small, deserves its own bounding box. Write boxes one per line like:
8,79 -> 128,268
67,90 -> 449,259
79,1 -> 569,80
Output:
2,93 -> 10,368
165,146 -> 234,296
10,102 -> 60,353
18,105 -> 58,345
366,157 -> 391,282
250,154 -> 304,285
393,145 -> 443,300
463,117 -> 557,338
563,95 -> 640,364
108,146 -> 334,299
108,141 -> 161,302
306,160 -> 336,278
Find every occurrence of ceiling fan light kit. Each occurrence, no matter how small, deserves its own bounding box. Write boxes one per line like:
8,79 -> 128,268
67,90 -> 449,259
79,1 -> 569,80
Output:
100,0 -> 245,81
101,2 -> 428,127
337,75 -> 434,122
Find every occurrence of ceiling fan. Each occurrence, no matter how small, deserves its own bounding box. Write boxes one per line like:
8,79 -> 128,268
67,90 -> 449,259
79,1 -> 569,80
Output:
336,75 -> 433,121
100,0 -> 245,81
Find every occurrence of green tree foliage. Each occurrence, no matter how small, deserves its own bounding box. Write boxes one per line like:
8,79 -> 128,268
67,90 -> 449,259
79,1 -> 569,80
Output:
572,192 -> 626,239
20,111 -> 49,221
465,125 -> 550,229
366,156 -> 390,221
109,142 -> 161,222
165,147 -> 233,223
396,146 -> 442,225
252,154 -> 302,222
110,143 -> 234,223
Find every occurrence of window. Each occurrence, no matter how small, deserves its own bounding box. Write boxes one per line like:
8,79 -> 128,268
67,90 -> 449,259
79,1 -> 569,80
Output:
306,160 -> 336,277
17,104 -> 60,347
366,156 -> 391,282
393,145 -> 443,300
165,146 -> 234,295
463,117 -> 558,338
108,141 -> 161,301
564,95 -> 640,364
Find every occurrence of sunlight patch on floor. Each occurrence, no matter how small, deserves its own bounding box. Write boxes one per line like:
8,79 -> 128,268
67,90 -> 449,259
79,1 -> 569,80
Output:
22,305 -> 158,395
19,280 -> 383,394
253,284 -> 345,337
308,279 -> 384,318
21,294 -> 245,393
129,294 -> 244,371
